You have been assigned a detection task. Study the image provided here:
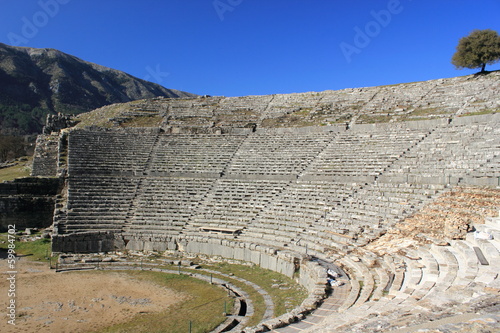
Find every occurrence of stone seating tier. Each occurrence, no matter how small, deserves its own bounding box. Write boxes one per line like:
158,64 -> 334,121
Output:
150,134 -> 248,174
67,129 -> 158,175
381,124 -> 499,182
124,177 -> 216,236
225,132 -> 332,176
301,225 -> 500,332
301,128 -> 429,179
57,116 -> 499,252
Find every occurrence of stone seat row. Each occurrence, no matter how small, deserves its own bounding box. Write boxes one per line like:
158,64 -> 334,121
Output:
193,207 -> 266,218
129,219 -> 189,230
308,162 -> 397,173
67,189 -> 137,198
69,163 -> 149,174
210,132 -> 332,175
62,176 -> 442,249
125,224 -> 185,234
386,164 -> 495,178
67,181 -> 138,190
264,186 -> 356,202
128,215 -> 188,224
356,187 -> 439,200
140,177 -> 215,186
326,200 -> 412,220
150,164 -> 226,174
67,196 -> 136,206
63,222 -> 123,231
64,127 -> 431,179
68,140 -> 156,155
121,180 -> 438,243
393,150 -> 495,160
381,125 -> 499,181
68,139 -> 156,148
297,227 -> 499,332
155,135 -> 246,149
68,185 -> 137,193
265,193 -> 348,207
125,177 -> 217,232
258,206 -> 326,220
135,194 -> 211,204
65,216 -> 126,224
317,184 -> 442,243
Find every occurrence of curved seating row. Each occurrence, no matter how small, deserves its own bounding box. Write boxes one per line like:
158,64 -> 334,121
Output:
292,219 -> 500,332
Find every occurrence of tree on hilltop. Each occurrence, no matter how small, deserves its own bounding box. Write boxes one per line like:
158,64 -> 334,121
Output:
452,29 -> 500,72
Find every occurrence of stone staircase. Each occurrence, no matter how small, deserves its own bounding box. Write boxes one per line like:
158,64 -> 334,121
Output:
268,214 -> 500,332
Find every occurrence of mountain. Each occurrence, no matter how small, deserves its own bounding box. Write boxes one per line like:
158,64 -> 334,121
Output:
0,43 -> 196,134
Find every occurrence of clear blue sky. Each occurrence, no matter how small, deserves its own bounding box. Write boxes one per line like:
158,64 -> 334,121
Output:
1,0 -> 499,97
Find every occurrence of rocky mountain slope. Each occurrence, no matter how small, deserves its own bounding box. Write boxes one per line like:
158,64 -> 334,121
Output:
0,43 -> 196,134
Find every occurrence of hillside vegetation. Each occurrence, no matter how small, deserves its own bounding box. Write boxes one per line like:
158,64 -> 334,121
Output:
0,43 -> 196,135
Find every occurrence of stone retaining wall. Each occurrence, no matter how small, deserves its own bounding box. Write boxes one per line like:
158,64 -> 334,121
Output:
52,231 -> 122,253
0,177 -> 63,232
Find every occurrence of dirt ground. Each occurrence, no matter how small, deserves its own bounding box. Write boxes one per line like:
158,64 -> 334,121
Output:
0,258 -> 185,333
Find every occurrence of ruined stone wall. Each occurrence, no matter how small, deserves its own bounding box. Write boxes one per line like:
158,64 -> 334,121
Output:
42,113 -> 78,135
31,134 -> 60,177
51,231 -> 120,253
0,177 -> 63,232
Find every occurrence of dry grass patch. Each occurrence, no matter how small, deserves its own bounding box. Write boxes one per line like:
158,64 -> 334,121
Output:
100,271 -> 233,333
0,156 -> 32,182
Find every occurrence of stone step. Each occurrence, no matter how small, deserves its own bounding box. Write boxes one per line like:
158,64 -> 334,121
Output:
428,244 -> 459,295
447,241 -> 479,287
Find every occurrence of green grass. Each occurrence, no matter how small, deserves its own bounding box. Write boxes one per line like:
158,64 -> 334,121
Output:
14,238 -> 54,262
399,106 -> 455,121
0,156 -> 32,181
1,233 -> 307,330
459,108 -> 499,117
158,260 -> 307,327
0,235 -> 235,333
0,233 -> 10,250
0,232 -> 55,262
120,115 -> 163,127
407,107 -> 444,117
74,103 -> 132,128
293,108 -> 312,115
181,265 -> 267,327
97,270 -> 234,333
202,262 -> 308,317
358,114 -> 392,124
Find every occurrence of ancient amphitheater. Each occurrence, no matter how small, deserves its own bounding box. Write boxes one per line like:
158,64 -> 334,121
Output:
33,72 -> 500,332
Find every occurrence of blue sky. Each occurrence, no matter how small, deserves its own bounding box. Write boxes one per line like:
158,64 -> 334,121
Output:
1,0 -> 499,97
